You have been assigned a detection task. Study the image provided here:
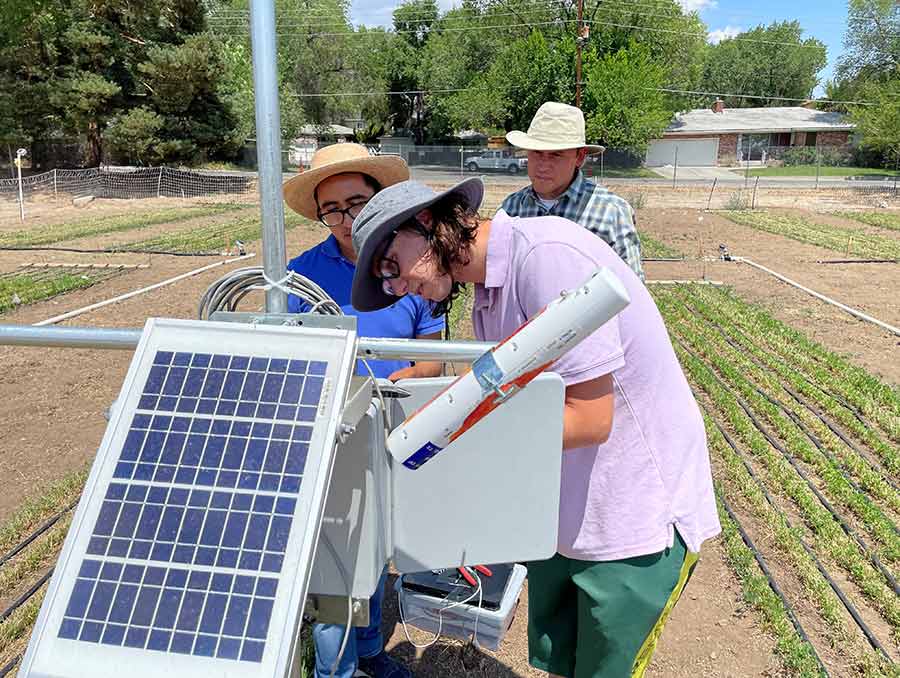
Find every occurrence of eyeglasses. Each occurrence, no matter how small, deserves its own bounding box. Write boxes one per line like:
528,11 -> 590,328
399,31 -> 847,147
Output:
373,218 -> 432,296
375,231 -> 402,296
318,200 -> 369,228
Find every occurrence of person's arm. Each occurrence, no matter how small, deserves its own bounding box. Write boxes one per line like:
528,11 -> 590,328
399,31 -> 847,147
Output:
562,373 -> 614,450
387,331 -> 443,380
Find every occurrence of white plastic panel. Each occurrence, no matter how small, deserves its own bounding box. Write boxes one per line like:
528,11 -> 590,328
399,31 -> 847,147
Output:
21,318 -> 357,678
390,373 -> 564,572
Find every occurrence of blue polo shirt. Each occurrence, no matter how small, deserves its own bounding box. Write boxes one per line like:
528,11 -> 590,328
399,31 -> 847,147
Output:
286,235 -> 444,379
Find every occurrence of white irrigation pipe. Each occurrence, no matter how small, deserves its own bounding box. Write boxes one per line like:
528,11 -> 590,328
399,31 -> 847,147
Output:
735,257 -> 900,337
647,279 -> 724,286
34,253 -> 256,327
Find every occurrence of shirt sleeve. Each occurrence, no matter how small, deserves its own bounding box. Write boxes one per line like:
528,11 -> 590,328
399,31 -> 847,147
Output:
610,201 -> 644,281
413,297 -> 445,336
516,243 -> 626,386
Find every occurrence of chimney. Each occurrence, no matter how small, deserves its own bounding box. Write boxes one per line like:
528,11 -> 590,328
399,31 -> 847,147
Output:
711,98 -> 725,114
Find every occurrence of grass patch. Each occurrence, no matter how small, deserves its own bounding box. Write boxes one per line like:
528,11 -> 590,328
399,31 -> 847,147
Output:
115,211 -> 309,254
722,210 -> 900,260
715,492 -> 829,677
736,166 -> 900,178
591,166 -> 660,179
0,203 -> 251,248
0,517 -> 69,598
0,271 -> 111,314
0,470 -> 85,556
832,211 -> 900,232
640,233 -> 682,258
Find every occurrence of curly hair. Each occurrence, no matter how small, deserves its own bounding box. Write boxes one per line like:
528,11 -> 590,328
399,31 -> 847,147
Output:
397,192 -> 479,318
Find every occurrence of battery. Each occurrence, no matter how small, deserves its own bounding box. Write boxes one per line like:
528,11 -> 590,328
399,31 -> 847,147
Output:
395,564 -> 527,650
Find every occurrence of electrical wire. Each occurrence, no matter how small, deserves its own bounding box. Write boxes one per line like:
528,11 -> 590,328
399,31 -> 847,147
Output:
320,532 -> 354,678
397,569 -> 484,649
198,267 -> 342,318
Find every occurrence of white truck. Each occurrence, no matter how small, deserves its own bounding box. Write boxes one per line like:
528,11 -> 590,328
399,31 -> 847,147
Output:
465,149 -> 527,174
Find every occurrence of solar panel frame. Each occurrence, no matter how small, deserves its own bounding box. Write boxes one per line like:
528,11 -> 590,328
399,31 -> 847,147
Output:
21,317 -> 358,678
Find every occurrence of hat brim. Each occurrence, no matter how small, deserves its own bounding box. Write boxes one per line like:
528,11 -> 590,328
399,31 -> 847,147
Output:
282,155 -> 410,220
505,131 -> 605,155
351,177 -> 484,312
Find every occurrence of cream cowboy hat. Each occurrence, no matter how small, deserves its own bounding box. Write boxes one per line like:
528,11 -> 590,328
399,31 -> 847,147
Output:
506,102 -> 605,154
283,143 -> 410,220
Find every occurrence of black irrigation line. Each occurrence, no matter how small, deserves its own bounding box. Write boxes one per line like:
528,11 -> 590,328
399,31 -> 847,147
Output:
783,385 -> 899,494
739,374 -> 900,541
815,259 -> 899,264
641,256 -> 686,262
0,245 -> 223,257
718,495 -> 830,678
675,338 -> 899,601
704,402 -> 894,659
0,566 -> 53,624
0,654 -> 21,678
0,500 -> 78,569
681,296 -> 883,448
676,289 -> 879,433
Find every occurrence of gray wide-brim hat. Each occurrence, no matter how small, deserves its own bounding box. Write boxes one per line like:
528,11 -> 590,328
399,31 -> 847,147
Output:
350,177 -> 484,312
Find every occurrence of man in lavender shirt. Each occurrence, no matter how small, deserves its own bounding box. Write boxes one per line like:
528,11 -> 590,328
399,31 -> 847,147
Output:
347,177 -> 721,678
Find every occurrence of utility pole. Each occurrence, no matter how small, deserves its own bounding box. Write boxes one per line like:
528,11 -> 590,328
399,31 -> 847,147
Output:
575,0 -> 584,108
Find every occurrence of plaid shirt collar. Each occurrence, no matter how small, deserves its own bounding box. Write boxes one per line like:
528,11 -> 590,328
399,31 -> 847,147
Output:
525,169 -> 589,209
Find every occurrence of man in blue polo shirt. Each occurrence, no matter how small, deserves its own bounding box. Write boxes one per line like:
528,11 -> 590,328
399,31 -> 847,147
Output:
282,143 -> 442,678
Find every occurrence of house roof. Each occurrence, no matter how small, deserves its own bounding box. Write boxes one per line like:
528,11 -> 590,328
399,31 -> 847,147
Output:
297,124 -> 356,138
664,106 -> 855,136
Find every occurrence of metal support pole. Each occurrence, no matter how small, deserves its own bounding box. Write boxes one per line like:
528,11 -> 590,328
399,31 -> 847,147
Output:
815,147 -> 820,190
751,176 -> 759,210
672,146 -> 678,189
0,324 -> 496,361
249,0 -> 288,313
706,177 -> 717,211
53,168 -> 58,201
460,146 -> 464,176
15,149 -> 26,222
575,0 -> 584,109
157,167 -> 163,198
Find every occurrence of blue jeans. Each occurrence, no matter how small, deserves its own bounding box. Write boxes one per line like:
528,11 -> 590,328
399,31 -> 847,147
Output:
313,569 -> 387,678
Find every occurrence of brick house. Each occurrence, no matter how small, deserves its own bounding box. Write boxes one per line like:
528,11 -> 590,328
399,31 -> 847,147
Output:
645,100 -> 855,167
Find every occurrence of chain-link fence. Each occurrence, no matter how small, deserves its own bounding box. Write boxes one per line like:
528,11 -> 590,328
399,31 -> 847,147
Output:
2,142 -> 898,222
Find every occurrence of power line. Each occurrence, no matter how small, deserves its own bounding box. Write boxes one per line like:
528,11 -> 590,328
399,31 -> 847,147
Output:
281,84 -> 873,106
653,87 -> 875,105
584,19 -> 826,48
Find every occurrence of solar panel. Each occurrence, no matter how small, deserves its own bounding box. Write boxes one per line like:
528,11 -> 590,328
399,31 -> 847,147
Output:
22,318 -> 357,678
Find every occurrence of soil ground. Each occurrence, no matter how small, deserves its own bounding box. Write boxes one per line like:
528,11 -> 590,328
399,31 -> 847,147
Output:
0,197 -> 897,676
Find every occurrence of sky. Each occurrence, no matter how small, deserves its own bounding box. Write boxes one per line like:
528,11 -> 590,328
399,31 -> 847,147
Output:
348,0 -> 850,96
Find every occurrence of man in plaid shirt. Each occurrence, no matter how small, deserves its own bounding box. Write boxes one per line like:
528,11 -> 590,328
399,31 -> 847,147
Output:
502,102 -> 644,279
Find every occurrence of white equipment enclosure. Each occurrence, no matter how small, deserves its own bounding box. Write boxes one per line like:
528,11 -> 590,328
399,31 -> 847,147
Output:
20,315 -> 566,678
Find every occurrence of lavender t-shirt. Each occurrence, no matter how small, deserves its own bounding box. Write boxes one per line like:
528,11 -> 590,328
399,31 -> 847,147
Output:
473,210 -> 720,561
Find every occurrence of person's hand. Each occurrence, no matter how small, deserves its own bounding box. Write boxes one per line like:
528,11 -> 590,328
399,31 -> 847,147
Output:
387,365 -> 421,382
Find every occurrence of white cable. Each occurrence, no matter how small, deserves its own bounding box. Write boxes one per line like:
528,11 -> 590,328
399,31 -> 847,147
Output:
198,267 -> 342,318
321,532 -> 354,678
397,570 -> 484,650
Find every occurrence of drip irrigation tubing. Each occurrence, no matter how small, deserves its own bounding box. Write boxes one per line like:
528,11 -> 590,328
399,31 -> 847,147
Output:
0,500 -> 77,569
815,259 -> 899,265
687,303 -> 892,484
0,654 -> 21,678
718,495 -> 830,677
641,257 -> 685,262
783,385 -> 899,492
0,245 -> 226,257
675,338 -> 899,598
704,402 -> 896,658
678,294 -> 886,462
0,566 -> 53,624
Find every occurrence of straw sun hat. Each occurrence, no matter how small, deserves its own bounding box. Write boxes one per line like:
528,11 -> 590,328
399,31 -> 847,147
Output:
282,143 -> 410,221
506,101 -> 605,154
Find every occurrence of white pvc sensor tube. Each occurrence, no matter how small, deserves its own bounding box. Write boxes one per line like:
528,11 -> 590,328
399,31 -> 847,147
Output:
388,267 -> 631,470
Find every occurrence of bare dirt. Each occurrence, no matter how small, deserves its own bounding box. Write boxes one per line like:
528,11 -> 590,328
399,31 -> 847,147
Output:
638,207 -> 900,385
1,198 -> 897,677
